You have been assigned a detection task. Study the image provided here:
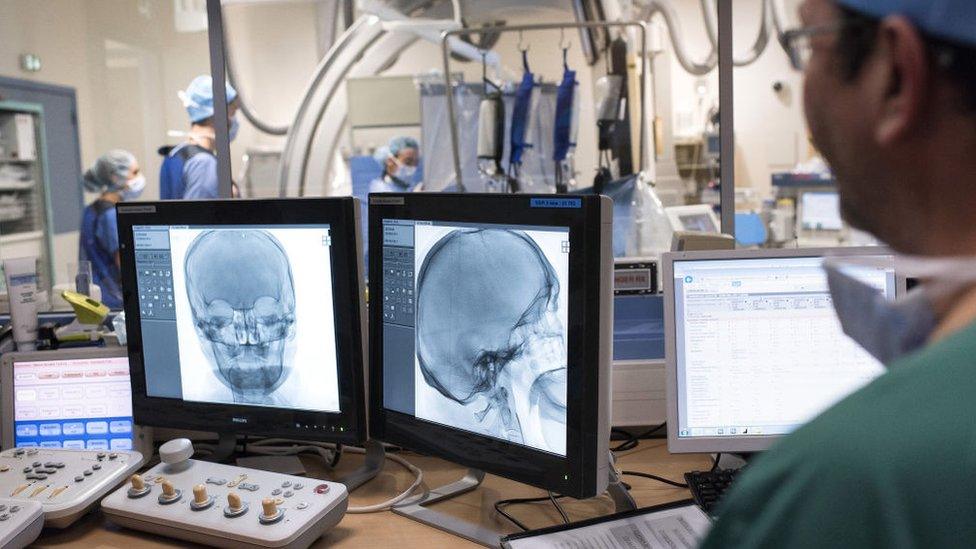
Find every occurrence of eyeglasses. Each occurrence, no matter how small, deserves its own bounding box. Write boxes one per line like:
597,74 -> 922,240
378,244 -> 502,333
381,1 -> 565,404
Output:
780,22 -> 847,71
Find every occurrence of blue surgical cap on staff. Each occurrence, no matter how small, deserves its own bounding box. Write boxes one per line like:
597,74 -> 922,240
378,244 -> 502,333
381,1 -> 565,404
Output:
180,75 -> 239,123
835,0 -> 976,47
388,136 -> 419,158
82,150 -> 136,192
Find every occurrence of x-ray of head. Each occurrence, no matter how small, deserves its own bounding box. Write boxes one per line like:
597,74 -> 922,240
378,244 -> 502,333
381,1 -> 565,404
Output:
414,225 -> 569,455
170,226 -> 341,412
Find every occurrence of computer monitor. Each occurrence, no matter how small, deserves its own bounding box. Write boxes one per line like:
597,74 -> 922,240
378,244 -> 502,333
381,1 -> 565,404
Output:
664,248 -> 896,454
116,198 -> 367,449
799,190 -> 843,231
665,205 -> 721,234
369,193 -> 613,500
1,347 -> 148,454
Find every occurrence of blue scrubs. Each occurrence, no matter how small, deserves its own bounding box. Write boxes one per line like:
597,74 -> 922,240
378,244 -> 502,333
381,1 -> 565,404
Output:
79,200 -> 123,309
181,149 -> 219,199
368,174 -> 414,194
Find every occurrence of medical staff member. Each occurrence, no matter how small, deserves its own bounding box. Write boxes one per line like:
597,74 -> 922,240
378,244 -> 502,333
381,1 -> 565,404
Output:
369,136 -> 420,193
702,0 -> 976,547
159,75 -> 239,200
79,150 -> 144,309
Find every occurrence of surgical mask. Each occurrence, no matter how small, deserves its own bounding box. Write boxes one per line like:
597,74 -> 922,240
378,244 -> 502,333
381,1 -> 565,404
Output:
122,174 -> 146,201
824,255 -> 976,365
229,116 -> 240,142
390,156 -> 417,181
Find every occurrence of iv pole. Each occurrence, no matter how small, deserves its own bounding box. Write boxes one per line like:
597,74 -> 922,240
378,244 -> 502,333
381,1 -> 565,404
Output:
439,21 -> 649,192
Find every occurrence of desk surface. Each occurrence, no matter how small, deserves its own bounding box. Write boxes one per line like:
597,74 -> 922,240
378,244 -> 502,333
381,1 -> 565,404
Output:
33,440 -> 710,548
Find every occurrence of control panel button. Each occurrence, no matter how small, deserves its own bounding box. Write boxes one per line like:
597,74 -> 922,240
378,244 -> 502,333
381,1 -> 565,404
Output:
190,484 -> 214,510
314,484 -> 330,494
284,491 -> 293,498
224,492 -> 248,518
271,489 -> 282,496
83,470 -> 93,476
281,481 -> 292,488
92,464 -> 102,471
8,506 -> 19,513
293,483 -> 304,490
74,476 -> 84,483
0,513 -> 8,521
259,498 -> 284,524
296,502 -> 309,510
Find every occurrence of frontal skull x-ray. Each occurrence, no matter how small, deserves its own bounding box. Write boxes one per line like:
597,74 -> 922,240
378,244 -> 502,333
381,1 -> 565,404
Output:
171,227 -> 341,412
414,225 -> 569,455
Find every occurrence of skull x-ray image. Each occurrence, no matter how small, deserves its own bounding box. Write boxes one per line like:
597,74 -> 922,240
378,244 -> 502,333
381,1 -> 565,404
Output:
413,225 -> 569,455
170,227 -> 341,412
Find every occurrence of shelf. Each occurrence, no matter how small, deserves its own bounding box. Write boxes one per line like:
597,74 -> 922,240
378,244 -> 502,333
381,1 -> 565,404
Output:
0,230 -> 43,244
0,181 -> 36,191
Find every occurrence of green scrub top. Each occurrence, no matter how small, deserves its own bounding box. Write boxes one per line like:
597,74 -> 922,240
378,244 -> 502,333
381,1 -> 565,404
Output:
701,320 -> 976,548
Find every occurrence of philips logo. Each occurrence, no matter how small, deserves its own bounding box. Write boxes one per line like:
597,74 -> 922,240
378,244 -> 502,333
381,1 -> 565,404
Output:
232,417 -> 248,424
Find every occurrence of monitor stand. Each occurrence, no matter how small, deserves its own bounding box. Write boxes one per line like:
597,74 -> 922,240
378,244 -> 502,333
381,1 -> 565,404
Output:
336,439 -> 386,491
393,468 -> 636,548
201,433 -> 385,489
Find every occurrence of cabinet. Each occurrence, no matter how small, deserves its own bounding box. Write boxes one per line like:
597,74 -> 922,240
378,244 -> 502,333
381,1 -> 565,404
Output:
0,102 -> 55,293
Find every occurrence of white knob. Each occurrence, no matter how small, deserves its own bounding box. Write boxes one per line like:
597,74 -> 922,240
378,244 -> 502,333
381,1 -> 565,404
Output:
159,438 -> 194,465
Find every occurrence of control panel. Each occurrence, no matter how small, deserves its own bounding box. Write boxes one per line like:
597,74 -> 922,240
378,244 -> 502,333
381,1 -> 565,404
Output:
101,439 -> 348,549
0,499 -> 43,549
0,447 -> 142,528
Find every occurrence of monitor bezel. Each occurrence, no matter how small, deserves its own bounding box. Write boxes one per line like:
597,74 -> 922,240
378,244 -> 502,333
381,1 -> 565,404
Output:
368,193 -> 611,499
116,198 -> 367,446
663,246 -> 897,454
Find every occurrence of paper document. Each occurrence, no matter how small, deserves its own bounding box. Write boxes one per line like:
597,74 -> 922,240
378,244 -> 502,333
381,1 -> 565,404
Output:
502,503 -> 712,549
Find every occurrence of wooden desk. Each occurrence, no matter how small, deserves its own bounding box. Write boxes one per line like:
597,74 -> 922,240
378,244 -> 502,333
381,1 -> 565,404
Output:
32,440 -> 710,548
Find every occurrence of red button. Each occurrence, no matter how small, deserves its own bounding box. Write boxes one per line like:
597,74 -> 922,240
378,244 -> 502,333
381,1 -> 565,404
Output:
314,484 -> 329,494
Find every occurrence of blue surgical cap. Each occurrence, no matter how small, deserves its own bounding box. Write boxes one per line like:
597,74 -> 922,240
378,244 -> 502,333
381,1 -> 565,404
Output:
82,149 -> 136,193
388,136 -> 419,157
180,75 -> 239,123
836,0 -> 976,47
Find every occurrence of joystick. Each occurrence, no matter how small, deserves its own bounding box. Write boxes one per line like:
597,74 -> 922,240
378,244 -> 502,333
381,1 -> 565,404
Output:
158,480 -> 181,505
224,492 -> 248,518
191,484 -> 214,511
128,475 -> 151,499
260,498 -> 283,525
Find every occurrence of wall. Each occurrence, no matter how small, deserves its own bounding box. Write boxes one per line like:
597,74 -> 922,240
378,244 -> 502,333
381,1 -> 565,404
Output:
0,0 -> 322,288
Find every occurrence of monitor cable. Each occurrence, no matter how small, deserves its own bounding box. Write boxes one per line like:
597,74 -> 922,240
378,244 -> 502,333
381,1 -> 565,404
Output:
493,492 -> 571,532
611,422 -> 667,453
244,439 -> 424,514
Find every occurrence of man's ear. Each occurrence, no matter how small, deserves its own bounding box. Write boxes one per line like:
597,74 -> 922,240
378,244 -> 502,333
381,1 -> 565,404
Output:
874,15 -> 929,145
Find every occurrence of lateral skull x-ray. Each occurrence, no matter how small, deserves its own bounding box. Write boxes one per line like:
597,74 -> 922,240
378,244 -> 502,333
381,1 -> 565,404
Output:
415,227 -> 568,455
184,229 -> 297,405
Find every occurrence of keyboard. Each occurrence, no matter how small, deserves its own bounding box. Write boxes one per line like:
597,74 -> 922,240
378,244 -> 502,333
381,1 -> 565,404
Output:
685,468 -> 740,517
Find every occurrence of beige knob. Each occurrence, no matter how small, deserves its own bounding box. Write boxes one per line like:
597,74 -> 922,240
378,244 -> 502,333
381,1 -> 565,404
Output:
130,474 -> 145,491
261,498 -> 277,517
227,492 -> 242,511
193,484 -> 208,504
161,480 -> 176,497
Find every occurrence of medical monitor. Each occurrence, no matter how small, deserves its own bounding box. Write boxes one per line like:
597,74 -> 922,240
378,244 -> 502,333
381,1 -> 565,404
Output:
1,347 -> 145,452
799,190 -> 843,231
369,194 -> 613,499
116,199 -> 367,445
665,205 -> 721,234
664,248 -> 896,454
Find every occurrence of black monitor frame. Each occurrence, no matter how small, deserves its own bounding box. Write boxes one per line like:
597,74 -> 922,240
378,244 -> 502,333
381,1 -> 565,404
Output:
368,193 -> 611,499
116,198 -> 367,446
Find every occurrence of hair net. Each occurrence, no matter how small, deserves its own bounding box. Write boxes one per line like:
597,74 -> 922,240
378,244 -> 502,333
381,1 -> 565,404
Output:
179,74 -> 239,123
82,149 -> 136,193
388,136 -> 419,158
